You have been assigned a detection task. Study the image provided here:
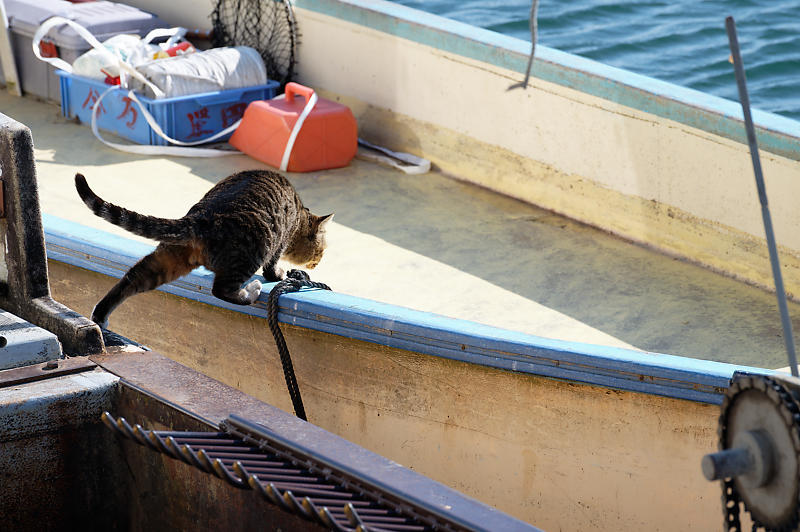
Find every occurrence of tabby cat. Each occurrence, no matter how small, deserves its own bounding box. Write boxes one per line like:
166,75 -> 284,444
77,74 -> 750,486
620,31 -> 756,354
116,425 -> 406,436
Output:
75,170 -> 333,328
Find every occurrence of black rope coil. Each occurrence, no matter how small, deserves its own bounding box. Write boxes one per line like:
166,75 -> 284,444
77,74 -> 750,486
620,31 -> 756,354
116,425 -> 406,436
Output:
266,270 -> 331,421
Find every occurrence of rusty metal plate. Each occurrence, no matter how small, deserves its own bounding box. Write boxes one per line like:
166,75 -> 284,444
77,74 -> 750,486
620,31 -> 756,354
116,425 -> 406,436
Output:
0,356 -> 97,388
89,350 -> 291,426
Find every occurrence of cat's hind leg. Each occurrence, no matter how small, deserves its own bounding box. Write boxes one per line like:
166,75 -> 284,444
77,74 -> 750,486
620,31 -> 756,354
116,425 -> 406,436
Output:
212,270 -> 263,305
92,244 -> 196,328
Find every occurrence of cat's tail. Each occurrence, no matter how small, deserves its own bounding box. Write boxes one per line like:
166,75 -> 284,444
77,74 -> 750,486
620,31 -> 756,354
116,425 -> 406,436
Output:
75,173 -> 196,243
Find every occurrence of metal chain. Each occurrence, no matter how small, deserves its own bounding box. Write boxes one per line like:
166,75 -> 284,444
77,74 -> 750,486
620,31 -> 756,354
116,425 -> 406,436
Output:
266,269 -> 331,422
718,375 -> 800,531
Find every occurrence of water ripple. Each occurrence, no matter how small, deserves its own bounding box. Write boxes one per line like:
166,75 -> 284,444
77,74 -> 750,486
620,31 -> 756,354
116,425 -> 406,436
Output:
392,0 -> 800,120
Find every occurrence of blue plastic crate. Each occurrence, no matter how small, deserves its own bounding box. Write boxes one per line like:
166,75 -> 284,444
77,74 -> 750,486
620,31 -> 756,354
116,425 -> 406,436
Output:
57,71 -> 279,146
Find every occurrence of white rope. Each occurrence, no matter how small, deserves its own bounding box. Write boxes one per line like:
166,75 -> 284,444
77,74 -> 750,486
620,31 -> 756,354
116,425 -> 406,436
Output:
90,85 -> 240,157
279,91 -> 317,171
357,138 -> 430,175
32,16 -> 165,98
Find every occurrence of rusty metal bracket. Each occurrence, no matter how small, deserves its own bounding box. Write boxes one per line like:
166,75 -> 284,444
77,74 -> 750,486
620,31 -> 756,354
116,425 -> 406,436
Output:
0,357 -> 97,388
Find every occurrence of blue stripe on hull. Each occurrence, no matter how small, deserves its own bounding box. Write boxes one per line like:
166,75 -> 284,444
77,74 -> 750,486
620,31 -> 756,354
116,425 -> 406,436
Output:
43,213 -> 771,404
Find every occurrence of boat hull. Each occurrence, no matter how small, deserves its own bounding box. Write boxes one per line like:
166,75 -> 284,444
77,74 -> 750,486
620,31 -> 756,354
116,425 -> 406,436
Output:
49,258 -> 726,530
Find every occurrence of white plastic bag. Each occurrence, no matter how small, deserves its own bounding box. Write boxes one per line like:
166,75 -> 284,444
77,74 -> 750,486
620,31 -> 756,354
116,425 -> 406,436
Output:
130,46 -> 267,99
72,34 -> 156,80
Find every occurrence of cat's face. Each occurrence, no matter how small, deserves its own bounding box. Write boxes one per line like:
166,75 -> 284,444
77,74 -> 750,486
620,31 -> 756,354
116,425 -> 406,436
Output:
285,213 -> 334,268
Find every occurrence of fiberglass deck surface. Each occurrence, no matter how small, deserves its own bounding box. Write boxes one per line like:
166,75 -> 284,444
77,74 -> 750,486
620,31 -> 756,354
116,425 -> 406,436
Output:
5,91 -> 800,369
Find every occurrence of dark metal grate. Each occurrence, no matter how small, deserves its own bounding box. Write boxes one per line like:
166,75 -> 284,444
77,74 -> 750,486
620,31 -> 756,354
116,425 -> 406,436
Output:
102,412 -> 463,532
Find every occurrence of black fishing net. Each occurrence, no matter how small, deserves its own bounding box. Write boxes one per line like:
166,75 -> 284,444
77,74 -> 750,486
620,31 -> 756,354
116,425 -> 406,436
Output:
211,0 -> 297,89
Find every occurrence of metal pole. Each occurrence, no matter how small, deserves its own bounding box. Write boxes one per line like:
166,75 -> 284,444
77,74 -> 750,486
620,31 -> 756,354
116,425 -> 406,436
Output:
726,16 -> 798,377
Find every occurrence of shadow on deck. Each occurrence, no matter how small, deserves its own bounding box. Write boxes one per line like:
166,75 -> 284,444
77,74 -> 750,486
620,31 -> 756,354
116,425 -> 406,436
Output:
10,91 -> 797,368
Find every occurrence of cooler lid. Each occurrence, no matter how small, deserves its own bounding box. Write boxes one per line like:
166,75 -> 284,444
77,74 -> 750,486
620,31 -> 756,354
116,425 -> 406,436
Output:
5,0 -> 166,49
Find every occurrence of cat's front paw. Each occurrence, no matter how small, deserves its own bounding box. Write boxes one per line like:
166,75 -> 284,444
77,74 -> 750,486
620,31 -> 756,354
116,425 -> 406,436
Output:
241,279 -> 262,304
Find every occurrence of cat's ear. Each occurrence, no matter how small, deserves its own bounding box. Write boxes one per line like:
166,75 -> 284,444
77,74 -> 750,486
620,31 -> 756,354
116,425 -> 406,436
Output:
317,213 -> 334,231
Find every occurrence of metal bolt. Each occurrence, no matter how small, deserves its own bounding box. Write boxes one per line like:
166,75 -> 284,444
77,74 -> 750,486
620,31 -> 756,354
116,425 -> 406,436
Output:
43,360 -> 58,370
702,430 -> 775,488
702,447 -> 752,481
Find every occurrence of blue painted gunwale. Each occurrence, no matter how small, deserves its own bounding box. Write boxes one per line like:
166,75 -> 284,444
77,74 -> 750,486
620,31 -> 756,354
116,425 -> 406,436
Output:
43,214 -> 771,405
294,0 -> 800,161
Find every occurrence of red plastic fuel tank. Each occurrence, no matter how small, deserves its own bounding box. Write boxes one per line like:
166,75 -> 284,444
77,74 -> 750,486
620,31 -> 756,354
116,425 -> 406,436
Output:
230,82 -> 358,172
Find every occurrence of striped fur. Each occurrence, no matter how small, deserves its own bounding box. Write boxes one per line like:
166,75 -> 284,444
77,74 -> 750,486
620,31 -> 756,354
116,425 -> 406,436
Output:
74,170 -> 333,328
75,173 -> 195,243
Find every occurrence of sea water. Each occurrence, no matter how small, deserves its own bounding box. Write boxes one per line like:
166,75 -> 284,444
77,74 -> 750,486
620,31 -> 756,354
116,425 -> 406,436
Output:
391,0 -> 800,121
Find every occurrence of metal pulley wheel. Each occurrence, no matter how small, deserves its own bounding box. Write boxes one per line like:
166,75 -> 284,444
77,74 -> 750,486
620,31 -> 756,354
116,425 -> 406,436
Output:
703,374 -> 800,531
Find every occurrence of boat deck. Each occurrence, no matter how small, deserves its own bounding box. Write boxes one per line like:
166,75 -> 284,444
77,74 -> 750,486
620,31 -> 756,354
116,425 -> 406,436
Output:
7,90 -> 798,369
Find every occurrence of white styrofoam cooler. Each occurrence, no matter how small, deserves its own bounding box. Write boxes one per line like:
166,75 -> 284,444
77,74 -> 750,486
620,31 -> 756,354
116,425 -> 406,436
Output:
0,0 -> 166,101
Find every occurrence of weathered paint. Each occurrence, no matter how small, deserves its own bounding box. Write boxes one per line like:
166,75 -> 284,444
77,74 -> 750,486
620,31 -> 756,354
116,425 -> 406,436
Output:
0,370 -> 123,529
0,368 -> 328,531
118,0 -> 800,299
43,216 -> 772,404
123,0 -> 800,159
24,1 -> 793,529
0,369 -> 118,438
292,0 -> 800,160
2,352 -> 528,530
352,98 -> 800,301
44,265 -> 735,530
97,350 -> 541,532
286,1 -> 800,301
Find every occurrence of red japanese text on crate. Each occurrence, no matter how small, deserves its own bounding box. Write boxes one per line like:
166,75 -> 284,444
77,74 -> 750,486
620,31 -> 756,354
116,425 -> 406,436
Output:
82,89 -> 107,116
